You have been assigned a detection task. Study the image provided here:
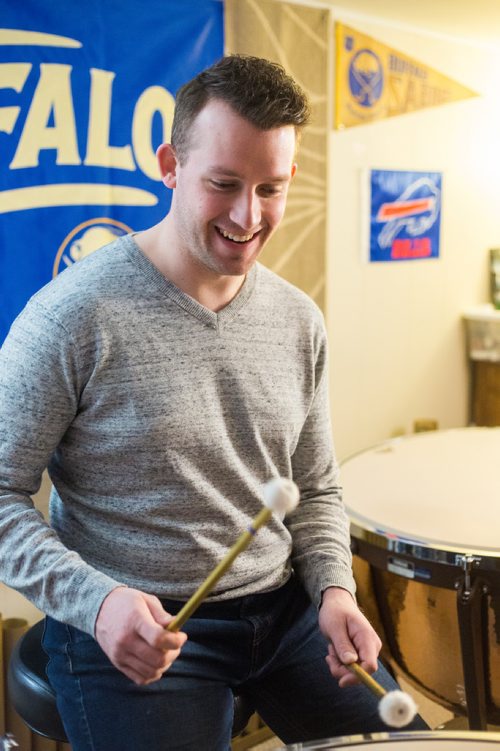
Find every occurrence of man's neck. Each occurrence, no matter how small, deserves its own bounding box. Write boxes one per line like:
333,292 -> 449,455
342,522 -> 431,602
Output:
134,222 -> 245,312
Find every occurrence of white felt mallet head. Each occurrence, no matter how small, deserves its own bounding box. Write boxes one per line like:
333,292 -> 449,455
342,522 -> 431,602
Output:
378,690 -> 418,728
346,662 -> 418,729
262,477 -> 300,516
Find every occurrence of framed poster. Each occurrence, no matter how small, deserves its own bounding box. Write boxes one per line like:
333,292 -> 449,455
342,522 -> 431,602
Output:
365,169 -> 442,263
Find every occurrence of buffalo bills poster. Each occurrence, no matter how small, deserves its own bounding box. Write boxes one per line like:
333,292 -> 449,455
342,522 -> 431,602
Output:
367,169 -> 442,262
0,0 -> 223,343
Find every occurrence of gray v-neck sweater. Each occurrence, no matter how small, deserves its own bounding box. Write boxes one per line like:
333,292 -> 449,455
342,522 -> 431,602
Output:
0,235 -> 354,635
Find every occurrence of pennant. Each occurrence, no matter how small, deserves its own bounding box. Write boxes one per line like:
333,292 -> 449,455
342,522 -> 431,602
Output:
335,23 -> 478,129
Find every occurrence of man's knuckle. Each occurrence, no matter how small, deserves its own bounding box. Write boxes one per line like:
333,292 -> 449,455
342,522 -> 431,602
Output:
115,634 -> 129,651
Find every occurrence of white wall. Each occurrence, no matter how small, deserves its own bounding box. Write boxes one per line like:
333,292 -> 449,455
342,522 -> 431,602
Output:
326,12 -> 500,459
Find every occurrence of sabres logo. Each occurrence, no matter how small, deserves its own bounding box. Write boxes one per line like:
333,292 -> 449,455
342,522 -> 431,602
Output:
349,49 -> 384,108
52,217 -> 133,277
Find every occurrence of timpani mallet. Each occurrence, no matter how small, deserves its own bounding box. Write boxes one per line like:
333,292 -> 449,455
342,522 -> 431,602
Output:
346,662 -> 418,728
166,477 -> 300,633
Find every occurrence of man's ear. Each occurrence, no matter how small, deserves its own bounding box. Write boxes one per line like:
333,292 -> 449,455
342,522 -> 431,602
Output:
157,143 -> 178,188
291,163 -> 297,179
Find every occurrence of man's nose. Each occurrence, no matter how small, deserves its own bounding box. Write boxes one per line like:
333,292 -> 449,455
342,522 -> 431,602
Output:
229,190 -> 261,231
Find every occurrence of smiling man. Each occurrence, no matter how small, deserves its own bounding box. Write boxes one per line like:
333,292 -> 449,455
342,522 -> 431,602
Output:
0,56 -> 426,750
138,85 -> 298,308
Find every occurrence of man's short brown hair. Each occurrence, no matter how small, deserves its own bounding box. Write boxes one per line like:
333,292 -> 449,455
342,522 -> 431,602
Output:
171,54 -> 310,164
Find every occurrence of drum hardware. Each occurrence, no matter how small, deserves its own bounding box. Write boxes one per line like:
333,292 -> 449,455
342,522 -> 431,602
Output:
0,735 -> 18,750
453,554 -> 490,730
456,574 -> 489,731
455,555 -> 482,597
279,729 -> 500,748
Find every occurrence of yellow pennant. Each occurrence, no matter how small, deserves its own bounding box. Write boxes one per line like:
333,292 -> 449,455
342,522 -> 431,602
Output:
335,23 -> 478,129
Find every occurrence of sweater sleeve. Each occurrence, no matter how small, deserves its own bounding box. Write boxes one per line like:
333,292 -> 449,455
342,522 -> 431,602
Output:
0,301 -> 122,635
286,322 -> 356,607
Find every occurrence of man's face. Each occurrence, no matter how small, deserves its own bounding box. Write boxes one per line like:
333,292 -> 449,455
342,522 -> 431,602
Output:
162,99 -> 297,279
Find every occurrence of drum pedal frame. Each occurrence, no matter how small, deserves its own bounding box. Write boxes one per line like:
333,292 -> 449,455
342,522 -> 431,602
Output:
455,554 -> 490,731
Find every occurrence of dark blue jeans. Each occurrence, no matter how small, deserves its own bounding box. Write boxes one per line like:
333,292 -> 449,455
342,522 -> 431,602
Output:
43,577 -> 427,750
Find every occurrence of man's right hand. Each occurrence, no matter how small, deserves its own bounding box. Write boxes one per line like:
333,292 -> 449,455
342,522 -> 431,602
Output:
95,587 -> 187,685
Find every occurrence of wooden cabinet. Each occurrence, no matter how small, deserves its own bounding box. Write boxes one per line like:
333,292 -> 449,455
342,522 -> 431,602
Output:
471,360 -> 500,426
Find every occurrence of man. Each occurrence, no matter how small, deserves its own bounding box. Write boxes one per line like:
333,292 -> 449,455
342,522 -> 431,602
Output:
0,56 -> 425,749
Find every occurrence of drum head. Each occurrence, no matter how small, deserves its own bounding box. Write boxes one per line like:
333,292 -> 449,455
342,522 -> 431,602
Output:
342,428 -> 500,555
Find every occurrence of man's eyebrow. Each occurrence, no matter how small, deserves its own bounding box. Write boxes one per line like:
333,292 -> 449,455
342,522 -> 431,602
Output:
207,167 -> 291,182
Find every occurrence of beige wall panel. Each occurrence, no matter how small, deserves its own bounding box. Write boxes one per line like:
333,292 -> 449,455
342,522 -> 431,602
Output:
226,0 -> 329,312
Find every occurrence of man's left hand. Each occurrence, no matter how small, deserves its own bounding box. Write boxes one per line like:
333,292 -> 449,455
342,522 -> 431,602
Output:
318,586 -> 382,687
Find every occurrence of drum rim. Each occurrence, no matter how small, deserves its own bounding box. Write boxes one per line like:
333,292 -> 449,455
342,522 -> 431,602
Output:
281,728 -> 500,748
349,516 -> 500,565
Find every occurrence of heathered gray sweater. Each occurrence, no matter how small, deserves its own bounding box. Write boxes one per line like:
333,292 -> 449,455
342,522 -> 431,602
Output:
0,235 -> 354,636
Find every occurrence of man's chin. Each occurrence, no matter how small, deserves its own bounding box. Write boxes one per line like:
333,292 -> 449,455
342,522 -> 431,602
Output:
209,246 -> 264,277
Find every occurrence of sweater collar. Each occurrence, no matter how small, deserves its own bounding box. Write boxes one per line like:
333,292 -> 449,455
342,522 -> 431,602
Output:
123,234 -> 258,329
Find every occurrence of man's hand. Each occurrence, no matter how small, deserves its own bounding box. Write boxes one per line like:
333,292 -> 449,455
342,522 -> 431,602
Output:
318,586 -> 382,687
95,587 -> 187,685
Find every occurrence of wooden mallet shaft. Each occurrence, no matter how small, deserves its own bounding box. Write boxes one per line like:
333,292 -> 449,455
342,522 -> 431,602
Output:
346,662 -> 387,698
166,506 -> 272,633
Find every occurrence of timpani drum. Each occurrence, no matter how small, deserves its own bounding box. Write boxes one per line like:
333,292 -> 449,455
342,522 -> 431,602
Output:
340,428 -> 500,729
280,730 -> 500,749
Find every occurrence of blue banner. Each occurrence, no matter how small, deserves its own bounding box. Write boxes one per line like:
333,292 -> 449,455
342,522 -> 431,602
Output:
369,169 -> 442,262
0,0 -> 224,342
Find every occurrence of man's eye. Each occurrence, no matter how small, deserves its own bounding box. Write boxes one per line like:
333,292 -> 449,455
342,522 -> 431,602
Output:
211,180 -> 235,190
260,186 -> 283,197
